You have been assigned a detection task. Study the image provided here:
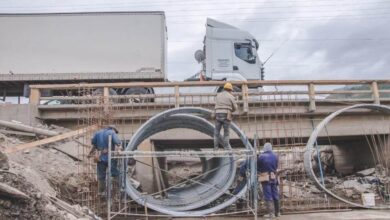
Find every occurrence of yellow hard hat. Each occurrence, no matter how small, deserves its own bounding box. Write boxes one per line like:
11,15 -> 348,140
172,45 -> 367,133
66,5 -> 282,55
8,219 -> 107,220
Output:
223,82 -> 233,91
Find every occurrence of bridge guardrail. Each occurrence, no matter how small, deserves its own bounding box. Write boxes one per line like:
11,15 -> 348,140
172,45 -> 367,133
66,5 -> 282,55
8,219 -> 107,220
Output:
29,80 -> 390,113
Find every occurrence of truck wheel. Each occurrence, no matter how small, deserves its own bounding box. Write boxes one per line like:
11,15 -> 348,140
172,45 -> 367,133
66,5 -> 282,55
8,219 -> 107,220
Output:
91,88 -> 117,96
124,87 -> 151,103
90,88 -> 118,104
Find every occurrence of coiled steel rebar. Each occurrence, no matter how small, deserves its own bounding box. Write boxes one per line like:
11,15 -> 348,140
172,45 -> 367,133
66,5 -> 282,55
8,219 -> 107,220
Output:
125,107 -> 253,216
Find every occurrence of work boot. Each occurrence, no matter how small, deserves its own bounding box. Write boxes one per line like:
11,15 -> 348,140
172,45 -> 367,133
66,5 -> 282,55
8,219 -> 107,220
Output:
274,200 -> 281,217
263,201 -> 275,218
98,180 -> 106,198
223,136 -> 230,149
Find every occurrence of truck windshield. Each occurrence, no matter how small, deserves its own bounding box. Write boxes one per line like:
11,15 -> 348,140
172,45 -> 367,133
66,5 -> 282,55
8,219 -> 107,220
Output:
234,42 -> 256,64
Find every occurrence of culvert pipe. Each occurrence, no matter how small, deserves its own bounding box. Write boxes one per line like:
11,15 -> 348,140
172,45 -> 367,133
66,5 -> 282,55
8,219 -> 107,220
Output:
125,107 -> 253,216
304,104 -> 390,209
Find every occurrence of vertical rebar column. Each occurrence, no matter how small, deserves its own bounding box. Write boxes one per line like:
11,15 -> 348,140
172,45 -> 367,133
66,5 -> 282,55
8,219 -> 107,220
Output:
252,137 -> 258,220
107,135 -> 112,220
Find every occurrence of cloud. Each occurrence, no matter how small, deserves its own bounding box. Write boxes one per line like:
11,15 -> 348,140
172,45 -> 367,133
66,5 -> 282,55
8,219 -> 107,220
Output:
0,0 -> 389,81
250,2 -> 390,80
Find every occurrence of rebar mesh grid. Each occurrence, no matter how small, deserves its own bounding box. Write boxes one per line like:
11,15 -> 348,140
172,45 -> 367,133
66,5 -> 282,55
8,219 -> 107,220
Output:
27,80 -> 390,218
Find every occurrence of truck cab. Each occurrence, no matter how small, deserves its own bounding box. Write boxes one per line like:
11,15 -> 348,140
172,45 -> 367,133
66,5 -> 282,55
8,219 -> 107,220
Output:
194,18 -> 264,83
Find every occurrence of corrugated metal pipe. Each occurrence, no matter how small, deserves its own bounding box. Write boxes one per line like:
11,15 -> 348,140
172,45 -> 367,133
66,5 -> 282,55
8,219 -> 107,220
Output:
125,107 -> 253,216
304,104 -> 390,209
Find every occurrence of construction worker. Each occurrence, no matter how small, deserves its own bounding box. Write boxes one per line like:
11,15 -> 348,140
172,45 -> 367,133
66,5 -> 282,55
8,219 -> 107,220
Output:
214,82 -> 238,150
258,142 -> 280,218
90,125 -> 122,196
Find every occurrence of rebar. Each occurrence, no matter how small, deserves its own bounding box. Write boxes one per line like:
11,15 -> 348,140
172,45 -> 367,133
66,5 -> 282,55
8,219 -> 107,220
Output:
123,107 -> 254,216
304,104 -> 390,209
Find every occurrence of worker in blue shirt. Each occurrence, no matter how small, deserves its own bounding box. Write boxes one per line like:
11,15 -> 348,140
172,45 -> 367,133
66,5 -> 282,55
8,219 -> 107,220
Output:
258,142 -> 280,218
90,125 -> 122,196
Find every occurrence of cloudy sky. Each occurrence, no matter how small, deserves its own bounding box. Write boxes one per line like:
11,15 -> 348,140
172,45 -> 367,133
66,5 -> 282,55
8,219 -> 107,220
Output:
1,0 -> 389,81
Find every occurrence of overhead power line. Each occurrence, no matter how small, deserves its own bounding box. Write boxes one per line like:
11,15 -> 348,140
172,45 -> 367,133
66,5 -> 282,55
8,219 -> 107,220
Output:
166,6 -> 390,18
1,0 -> 389,11
169,13 -> 390,23
7,0 -> 383,8
169,38 -> 390,42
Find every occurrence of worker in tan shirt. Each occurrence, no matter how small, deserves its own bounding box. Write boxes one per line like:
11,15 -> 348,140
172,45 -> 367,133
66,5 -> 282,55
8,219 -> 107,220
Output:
214,83 -> 238,150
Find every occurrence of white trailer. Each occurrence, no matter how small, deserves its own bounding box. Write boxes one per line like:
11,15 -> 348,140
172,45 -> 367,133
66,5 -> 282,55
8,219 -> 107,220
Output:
0,12 -> 167,96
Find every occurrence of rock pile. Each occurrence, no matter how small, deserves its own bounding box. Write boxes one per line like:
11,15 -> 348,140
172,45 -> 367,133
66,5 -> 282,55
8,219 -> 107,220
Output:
326,167 -> 390,202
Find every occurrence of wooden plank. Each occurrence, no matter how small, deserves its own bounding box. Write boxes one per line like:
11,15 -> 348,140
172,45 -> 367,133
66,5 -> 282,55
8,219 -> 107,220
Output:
371,81 -> 380,105
103,86 -> 110,114
174,85 -> 180,108
316,90 -> 372,95
29,88 -> 41,105
242,84 -> 249,113
29,80 -> 390,90
4,125 -> 98,154
38,90 -> 378,102
308,83 -> 316,112
37,98 -> 390,112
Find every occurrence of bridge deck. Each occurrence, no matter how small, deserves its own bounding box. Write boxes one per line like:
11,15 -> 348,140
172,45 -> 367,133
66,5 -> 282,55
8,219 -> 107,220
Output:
10,79 -> 386,141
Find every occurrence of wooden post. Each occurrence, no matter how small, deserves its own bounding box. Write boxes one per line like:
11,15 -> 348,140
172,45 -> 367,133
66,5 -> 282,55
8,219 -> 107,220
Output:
242,84 -> 249,113
174,86 -> 180,108
371,81 -> 380,105
308,83 -> 316,112
103,87 -> 110,114
29,88 -> 41,105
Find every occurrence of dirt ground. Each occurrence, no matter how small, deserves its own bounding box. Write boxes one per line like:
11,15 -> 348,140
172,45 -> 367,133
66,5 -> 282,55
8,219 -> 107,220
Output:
155,210 -> 390,220
276,210 -> 390,220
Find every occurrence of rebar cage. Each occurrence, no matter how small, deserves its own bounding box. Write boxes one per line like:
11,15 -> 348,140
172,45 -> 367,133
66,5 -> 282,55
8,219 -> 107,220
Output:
26,80 -> 390,218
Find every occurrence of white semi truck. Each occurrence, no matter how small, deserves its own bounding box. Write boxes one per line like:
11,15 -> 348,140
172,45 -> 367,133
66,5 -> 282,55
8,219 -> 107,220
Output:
191,18 -> 264,83
0,11 -> 263,98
